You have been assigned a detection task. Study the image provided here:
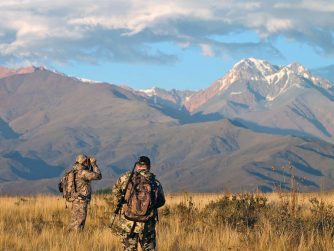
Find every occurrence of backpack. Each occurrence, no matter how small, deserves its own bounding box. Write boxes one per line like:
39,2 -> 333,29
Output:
123,173 -> 158,222
58,170 -> 78,202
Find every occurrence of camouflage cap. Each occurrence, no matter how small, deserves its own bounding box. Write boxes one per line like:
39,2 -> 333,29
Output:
76,154 -> 87,164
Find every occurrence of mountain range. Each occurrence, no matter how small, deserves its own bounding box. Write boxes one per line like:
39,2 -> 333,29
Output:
0,58 -> 334,194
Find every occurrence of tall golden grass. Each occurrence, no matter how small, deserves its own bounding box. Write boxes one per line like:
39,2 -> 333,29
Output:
1,192 -> 334,251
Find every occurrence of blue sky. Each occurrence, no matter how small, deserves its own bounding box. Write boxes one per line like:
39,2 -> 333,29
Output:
0,0 -> 333,90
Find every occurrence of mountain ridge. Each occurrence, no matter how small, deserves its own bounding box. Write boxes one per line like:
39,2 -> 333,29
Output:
1,59 -> 334,194
1,58 -> 331,110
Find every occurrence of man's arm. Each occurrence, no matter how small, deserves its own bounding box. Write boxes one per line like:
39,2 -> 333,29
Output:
155,180 -> 165,208
110,172 -> 131,208
82,158 -> 102,181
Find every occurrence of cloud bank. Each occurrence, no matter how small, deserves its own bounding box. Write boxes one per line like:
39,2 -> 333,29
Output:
0,0 -> 333,65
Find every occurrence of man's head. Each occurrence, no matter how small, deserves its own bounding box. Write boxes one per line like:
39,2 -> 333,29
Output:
76,154 -> 90,167
136,156 -> 151,171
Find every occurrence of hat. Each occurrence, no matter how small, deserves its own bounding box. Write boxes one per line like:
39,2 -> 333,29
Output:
76,154 -> 87,164
137,156 -> 151,166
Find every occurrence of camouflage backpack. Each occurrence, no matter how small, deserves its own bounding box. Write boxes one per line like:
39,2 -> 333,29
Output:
123,173 -> 158,222
58,170 -> 78,202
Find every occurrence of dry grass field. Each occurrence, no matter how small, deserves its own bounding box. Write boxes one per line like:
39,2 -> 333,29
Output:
1,192 -> 334,251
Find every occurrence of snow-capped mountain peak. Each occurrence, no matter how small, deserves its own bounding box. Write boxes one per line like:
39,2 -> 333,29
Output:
283,62 -> 332,89
285,62 -> 311,78
184,58 -> 334,112
232,58 -> 278,78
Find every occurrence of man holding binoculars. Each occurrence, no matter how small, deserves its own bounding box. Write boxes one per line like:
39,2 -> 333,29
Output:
67,154 -> 102,231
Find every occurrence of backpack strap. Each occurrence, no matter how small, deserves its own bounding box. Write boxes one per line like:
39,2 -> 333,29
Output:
129,221 -> 137,238
73,170 -> 78,193
155,207 -> 159,222
149,176 -> 160,221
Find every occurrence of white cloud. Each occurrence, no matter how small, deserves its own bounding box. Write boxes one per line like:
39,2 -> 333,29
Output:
266,19 -> 293,33
0,0 -> 333,65
178,42 -> 191,49
200,44 -> 214,57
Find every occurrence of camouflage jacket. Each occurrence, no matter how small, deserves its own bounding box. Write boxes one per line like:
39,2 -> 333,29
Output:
110,170 -> 165,233
73,163 -> 102,201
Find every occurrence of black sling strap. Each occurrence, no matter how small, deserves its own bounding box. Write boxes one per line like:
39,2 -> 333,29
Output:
129,221 -> 137,238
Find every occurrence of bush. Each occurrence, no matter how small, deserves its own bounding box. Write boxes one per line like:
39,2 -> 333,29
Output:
309,197 -> 334,234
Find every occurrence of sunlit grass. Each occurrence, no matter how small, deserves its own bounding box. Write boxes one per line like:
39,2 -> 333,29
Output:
1,192 -> 334,250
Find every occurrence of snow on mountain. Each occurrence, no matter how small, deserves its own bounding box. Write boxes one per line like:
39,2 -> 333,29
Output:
185,58 -> 333,112
139,87 -> 159,97
41,67 -> 102,84
232,58 -> 278,79
138,87 -> 196,109
74,77 -> 102,84
312,65 -> 334,85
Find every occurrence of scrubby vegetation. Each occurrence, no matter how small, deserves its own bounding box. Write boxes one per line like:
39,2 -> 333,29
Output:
1,192 -> 334,250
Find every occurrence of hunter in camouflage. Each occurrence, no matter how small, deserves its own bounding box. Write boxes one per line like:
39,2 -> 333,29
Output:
110,156 -> 165,251
67,154 -> 102,231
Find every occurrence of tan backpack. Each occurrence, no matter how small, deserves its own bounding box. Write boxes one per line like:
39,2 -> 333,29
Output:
58,170 -> 78,202
123,173 -> 158,222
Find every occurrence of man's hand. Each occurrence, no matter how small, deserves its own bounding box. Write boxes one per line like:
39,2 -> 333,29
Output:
89,157 -> 97,165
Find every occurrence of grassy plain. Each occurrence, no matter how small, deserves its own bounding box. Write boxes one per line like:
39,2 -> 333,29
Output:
1,192 -> 334,250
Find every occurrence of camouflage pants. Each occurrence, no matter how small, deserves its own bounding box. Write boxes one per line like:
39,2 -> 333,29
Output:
119,228 -> 156,251
68,199 -> 88,231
